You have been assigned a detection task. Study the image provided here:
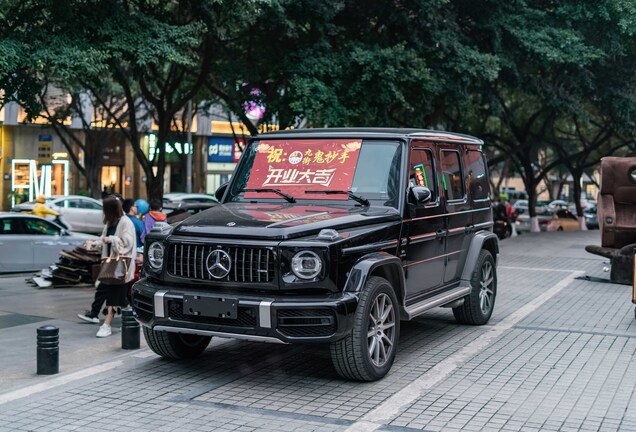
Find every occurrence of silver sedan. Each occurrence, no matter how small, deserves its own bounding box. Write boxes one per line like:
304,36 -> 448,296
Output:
0,213 -> 97,272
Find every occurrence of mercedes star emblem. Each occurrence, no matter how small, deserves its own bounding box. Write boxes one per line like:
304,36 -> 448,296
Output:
206,249 -> 232,279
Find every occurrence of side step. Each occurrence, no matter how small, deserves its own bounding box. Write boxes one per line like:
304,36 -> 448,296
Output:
404,286 -> 471,320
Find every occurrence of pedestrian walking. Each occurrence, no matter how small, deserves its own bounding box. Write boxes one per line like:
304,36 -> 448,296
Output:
91,196 -> 137,338
141,199 -> 167,243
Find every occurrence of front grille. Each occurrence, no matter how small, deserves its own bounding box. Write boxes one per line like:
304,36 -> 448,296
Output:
132,292 -> 154,322
167,300 -> 257,327
277,309 -> 337,338
168,243 -> 276,283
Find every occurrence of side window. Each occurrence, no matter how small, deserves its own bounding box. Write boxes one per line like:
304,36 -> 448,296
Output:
465,150 -> 489,200
24,218 -> 60,236
0,218 -> 26,235
409,148 -> 437,203
63,199 -> 81,209
440,150 -> 464,201
80,199 -> 101,210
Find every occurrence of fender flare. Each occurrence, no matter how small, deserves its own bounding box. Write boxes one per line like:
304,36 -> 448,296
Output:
460,231 -> 499,283
344,252 -> 406,302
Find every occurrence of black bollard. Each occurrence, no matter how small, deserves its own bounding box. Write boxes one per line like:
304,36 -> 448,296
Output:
37,325 -> 59,375
121,309 -> 140,350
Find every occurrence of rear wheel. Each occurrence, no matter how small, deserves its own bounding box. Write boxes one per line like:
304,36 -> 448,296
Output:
143,327 -> 211,359
453,250 -> 496,325
330,276 -> 400,381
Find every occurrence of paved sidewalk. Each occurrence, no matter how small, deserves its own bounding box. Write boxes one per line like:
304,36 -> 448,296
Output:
1,231 -> 635,432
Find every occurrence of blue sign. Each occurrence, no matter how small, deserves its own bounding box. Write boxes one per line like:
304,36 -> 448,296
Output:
208,137 -> 235,163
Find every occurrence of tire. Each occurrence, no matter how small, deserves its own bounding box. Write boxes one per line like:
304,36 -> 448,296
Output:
143,327 -> 211,359
453,250 -> 497,325
330,276 -> 400,381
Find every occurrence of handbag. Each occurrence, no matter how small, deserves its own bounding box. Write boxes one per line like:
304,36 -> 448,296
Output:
97,234 -> 131,284
97,254 -> 132,284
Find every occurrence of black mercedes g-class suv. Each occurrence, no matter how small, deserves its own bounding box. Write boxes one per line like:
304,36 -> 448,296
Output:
133,128 -> 498,381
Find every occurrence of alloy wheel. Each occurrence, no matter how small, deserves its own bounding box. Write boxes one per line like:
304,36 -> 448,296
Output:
479,261 -> 495,315
367,293 -> 396,367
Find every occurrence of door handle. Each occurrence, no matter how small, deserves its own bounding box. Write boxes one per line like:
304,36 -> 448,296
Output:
435,229 -> 446,240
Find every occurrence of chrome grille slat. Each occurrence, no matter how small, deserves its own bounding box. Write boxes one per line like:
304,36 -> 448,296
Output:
168,243 -> 274,283
186,245 -> 191,278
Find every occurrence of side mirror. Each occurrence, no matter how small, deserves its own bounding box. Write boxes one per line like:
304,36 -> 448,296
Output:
410,186 -> 432,204
61,229 -> 70,236
215,183 -> 228,201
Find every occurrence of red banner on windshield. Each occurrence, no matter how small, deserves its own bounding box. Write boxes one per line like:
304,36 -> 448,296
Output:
245,139 -> 362,200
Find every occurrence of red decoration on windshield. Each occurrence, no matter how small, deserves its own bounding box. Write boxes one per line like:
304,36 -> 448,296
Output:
245,139 -> 362,200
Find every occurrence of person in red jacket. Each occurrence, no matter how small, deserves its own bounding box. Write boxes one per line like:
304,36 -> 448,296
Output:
141,199 -> 167,243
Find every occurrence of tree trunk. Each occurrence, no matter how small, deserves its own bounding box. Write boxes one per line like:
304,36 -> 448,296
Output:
571,170 -> 587,231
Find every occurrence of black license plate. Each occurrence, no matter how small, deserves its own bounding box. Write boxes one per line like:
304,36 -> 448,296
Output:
182,295 -> 238,319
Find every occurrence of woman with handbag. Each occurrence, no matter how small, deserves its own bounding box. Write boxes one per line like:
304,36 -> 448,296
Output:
94,196 -> 137,338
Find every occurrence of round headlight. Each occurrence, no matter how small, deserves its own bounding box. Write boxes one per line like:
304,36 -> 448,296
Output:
147,242 -> 165,270
291,250 -> 323,280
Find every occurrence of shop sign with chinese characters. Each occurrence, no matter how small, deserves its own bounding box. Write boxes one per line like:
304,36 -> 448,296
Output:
245,139 -> 362,200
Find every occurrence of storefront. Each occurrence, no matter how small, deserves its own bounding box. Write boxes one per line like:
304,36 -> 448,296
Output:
143,133 -> 193,193
8,132 -> 71,206
206,136 -> 244,194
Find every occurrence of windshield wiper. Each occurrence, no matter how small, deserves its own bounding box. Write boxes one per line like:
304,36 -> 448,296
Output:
240,188 -> 296,203
305,190 -> 370,206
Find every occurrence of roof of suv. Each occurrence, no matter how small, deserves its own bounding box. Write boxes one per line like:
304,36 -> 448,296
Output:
256,128 -> 484,145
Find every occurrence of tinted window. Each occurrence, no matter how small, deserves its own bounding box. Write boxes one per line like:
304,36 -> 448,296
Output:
440,150 -> 464,201
409,148 -> 437,202
63,199 -> 81,209
24,218 -> 60,236
80,199 -> 101,210
0,218 -> 26,235
465,150 -> 489,200
350,142 -> 402,207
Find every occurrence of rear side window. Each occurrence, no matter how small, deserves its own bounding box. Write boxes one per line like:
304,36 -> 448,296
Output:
0,218 -> 25,235
80,199 -> 101,210
440,150 -> 464,201
409,148 -> 437,202
465,150 -> 489,200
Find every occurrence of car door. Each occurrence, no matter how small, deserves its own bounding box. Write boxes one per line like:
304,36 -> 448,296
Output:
79,199 -> 104,233
465,149 -> 492,232
403,144 -> 446,301
55,198 -> 84,231
22,217 -> 69,269
439,147 -> 471,284
0,217 -> 33,271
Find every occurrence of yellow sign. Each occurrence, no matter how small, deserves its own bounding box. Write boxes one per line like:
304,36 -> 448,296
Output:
37,136 -> 52,165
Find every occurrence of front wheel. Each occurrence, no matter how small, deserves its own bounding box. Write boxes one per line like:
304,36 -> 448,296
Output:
453,250 -> 497,325
143,327 -> 211,359
330,276 -> 400,381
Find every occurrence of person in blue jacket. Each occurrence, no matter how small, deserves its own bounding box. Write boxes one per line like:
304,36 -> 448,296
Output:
122,198 -> 144,248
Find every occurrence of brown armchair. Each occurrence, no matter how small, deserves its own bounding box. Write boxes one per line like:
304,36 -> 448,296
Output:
598,157 -> 636,248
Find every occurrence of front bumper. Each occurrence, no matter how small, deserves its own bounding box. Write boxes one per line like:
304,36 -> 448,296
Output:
131,277 -> 359,344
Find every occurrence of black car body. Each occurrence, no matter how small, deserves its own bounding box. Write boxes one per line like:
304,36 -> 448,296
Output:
133,128 -> 499,380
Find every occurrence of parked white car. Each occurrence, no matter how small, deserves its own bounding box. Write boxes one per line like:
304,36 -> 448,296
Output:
0,214 -> 97,272
12,195 -> 104,234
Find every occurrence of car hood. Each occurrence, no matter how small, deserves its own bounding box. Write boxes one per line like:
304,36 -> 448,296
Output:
172,202 -> 401,240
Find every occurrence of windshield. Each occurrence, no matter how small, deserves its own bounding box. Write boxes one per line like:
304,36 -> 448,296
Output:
229,139 -> 402,208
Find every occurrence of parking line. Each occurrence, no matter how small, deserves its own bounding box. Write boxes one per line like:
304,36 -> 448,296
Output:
0,360 -> 123,406
345,270 -> 584,432
499,265 -> 578,273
